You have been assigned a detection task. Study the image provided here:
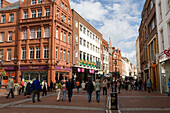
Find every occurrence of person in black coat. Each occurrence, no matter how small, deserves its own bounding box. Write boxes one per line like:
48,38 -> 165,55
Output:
66,79 -> 74,102
86,80 -> 94,102
26,82 -> 32,98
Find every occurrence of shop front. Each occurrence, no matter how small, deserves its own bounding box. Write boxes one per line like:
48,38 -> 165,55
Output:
20,66 -> 48,83
72,67 -> 95,83
1,66 -> 17,86
55,66 -> 71,83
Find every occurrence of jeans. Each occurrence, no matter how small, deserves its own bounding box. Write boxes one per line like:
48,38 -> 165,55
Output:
56,89 -> 61,101
77,86 -> 79,93
68,90 -> 72,101
7,88 -> 14,98
118,87 -> 120,93
32,90 -> 40,102
62,90 -> 66,101
96,91 -> 100,102
103,87 -> 107,95
87,91 -> 92,101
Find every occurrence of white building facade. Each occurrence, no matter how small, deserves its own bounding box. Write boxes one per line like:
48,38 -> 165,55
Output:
102,45 -> 109,76
156,0 -> 170,93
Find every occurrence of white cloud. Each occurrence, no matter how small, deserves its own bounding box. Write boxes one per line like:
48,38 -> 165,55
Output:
122,51 -> 136,66
118,41 -> 135,51
70,0 -> 108,21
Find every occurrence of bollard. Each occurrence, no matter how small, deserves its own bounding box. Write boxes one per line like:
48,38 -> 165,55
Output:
110,92 -> 118,110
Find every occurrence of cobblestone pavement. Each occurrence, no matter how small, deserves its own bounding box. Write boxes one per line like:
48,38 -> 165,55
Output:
0,88 -> 108,113
118,89 -> 170,113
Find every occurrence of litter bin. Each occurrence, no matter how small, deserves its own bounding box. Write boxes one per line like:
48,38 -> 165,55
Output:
110,92 -> 118,110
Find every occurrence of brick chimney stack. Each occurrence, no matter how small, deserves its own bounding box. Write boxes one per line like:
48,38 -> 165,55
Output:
1,0 -> 11,8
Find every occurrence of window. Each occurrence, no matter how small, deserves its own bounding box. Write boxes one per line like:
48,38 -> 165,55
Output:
68,35 -> 70,44
83,40 -> 86,47
46,9 -> 50,16
36,47 -> 40,59
64,33 -> 66,42
150,0 -> 153,11
64,16 -> 66,22
38,10 -> 42,17
114,54 -> 117,59
30,29 -> 35,39
37,28 -> 41,38
151,19 -> 155,31
68,19 -> 70,25
90,44 -> 92,49
57,10 -> 59,17
63,50 -> 66,61
87,30 -> 89,36
32,10 -> 36,18
38,0 -> 42,3
56,29 -> 58,38
83,27 -> 86,34
61,13 -> 63,20
0,50 -> 3,60
2,15 -> 5,23
87,54 -> 89,61
8,31 -> 12,41
30,47 -> 34,59
60,31 -> 63,40
61,2 -> 64,8
44,27 -> 49,38
79,51 -> 82,60
44,46 -> 49,59
22,48 -> 26,60
75,35 -> 78,42
75,21 -> 78,28
87,42 -> 89,48
56,47 -> 58,59
24,12 -> 28,19
93,35 -> 95,40
83,53 -> 86,60
32,0 -> 36,4
80,25 -> 82,31
23,30 -> 27,40
65,5 -> 67,11
160,30 -> 164,50
60,49 -> 62,60
75,51 -> 78,57
9,14 -> 14,22
80,38 -> 82,45
90,32 -> 92,38
159,2 -> 162,21
67,51 -> 70,61
7,50 -> 11,61
93,45 -> 95,51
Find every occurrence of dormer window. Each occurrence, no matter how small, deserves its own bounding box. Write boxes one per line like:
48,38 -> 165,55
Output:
32,0 -> 36,4
38,0 -> 42,3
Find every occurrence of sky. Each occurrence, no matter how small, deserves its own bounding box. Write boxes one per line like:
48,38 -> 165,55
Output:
0,0 -> 145,66
70,0 -> 145,66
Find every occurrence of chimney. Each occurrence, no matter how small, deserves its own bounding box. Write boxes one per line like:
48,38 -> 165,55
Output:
1,0 -> 11,8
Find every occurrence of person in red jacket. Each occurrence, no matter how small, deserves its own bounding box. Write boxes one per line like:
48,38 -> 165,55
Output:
20,79 -> 25,93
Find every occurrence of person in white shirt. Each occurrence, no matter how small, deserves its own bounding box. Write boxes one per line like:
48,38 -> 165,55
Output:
42,80 -> 48,96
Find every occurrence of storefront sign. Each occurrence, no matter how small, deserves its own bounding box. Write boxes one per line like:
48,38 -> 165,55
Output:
55,66 -> 71,71
1,66 -> 16,71
77,68 -> 84,72
89,69 -> 94,74
164,49 -> 170,57
20,66 -> 48,70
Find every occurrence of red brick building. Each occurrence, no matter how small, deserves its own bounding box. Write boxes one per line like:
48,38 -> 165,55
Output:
0,0 -> 72,85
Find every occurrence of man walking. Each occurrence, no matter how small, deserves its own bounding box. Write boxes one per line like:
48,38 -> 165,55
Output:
76,80 -> 80,93
6,78 -> 14,99
95,79 -> 101,103
66,79 -> 74,102
42,80 -> 47,96
32,77 -> 41,103
86,80 -> 94,102
168,79 -> 170,96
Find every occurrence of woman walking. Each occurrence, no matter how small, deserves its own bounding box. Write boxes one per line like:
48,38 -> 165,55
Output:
95,79 -> 101,103
81,81 -> 86,93
26,81 -> 32,98
56,80 -> 62,102
62,82 -> 66,101
42,80 -> 48,96
146,79 -> 151,93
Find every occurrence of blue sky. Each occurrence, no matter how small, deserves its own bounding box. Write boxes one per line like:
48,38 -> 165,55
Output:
0,0 -> 145,66
70,0 -> 145,66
